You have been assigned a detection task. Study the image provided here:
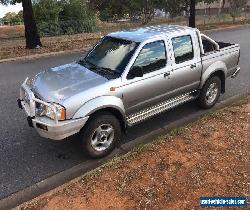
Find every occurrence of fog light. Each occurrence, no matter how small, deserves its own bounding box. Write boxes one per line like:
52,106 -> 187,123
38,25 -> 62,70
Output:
36,123 -> 48,131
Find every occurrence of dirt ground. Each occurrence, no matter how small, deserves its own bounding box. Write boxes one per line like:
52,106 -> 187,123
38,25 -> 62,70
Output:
1,17 -> 250,60
0,26 -> 102,60
16,94 -> 250,210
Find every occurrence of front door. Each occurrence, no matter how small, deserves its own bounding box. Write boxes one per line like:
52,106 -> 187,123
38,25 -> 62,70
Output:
121,40 -> 173,115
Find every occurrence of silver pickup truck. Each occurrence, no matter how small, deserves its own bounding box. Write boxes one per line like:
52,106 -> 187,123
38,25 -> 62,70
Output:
18,25 -> 240,158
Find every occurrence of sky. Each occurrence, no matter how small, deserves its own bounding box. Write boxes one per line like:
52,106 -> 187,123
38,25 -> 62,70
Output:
0,3 -> 22,18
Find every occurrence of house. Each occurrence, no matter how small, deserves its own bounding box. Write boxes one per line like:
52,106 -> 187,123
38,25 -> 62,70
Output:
196,0 -> 250,15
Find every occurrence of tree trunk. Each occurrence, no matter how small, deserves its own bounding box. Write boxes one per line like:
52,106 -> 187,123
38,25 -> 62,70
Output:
22,0 -> 42,49
189,0 -> 196,28
219,0 -> 225,14
232,15 -> 236,23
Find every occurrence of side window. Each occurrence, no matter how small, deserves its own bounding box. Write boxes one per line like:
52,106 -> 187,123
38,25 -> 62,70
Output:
172,35 -> 194,64
133,41 -> 166,74
202,38 -> 216,54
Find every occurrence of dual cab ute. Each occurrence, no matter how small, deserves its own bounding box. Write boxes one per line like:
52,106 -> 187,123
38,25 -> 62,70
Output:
18,25 -> 240,158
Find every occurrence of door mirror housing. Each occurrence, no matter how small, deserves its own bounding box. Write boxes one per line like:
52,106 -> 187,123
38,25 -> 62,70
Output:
127,66 -> 143,79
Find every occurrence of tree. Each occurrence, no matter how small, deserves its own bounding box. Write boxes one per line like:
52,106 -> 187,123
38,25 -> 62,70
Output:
164,0 -> 216,27
165,0 -> 187,18
131,0 -> 166,24
228,0 -> 247,23
89,0 -> 130,21
33,0 -> 96,36
59,0 -> 96,33
33,0 -> 62,23
219,0 -> 226,14
17,10 -> 23,20
89,0 -> 165,24
22,0 -> 42,48
180,0 -> 217,27
188,0 -> 217,28
0,0 -> 42,49
89,0 -> 217,26
33,0 -> 63,36
189,0 -> 196,27
2,12 -> 17,23
2,11 -> 23,24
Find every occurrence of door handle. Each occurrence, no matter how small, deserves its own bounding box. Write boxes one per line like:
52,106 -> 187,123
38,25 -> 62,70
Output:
164,72 -> 171,78
190,64 -> 197,69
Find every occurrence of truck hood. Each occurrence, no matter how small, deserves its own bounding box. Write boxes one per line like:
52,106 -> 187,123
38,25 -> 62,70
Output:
31,63 -> 108,103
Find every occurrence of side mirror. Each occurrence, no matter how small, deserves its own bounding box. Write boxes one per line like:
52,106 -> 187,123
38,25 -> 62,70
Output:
127,66 -> 143,80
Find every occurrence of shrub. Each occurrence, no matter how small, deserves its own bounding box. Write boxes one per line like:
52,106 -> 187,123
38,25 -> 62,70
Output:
34,0 -> 96,36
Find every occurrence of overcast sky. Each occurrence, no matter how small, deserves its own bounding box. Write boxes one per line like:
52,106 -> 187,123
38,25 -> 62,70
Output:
0,3 -> 22,18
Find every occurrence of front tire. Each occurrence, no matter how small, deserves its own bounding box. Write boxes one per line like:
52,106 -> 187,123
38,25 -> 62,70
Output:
79,111 -> 121,158
198,76 -> 221,109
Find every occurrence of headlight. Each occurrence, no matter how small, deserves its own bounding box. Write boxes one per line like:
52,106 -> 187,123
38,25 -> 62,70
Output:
26,77 -> 33,87
37,103 -> 66,121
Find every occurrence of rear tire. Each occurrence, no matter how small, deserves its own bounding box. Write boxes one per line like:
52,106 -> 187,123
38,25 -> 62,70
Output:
79,111 -> 121,158
198,76 -> 221,109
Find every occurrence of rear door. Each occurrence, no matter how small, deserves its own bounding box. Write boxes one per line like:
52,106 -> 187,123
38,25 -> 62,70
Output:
170,34 -> 202,96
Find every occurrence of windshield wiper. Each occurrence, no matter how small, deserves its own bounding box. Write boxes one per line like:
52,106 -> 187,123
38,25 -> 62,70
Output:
99,67 -> 121,75
78,58 -> 95,68
79,59 -> 120,76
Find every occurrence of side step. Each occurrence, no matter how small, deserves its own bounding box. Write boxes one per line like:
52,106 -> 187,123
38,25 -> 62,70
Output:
126,91 -> 198,126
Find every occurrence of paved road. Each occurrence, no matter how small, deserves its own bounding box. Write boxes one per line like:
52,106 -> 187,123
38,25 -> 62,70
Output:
0,26 -> 250,200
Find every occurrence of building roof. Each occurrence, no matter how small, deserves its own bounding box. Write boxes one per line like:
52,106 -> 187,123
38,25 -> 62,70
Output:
108,25 -> 194,42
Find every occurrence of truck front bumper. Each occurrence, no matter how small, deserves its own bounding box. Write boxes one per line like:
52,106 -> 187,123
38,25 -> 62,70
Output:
18,78 -> 89,140
31,114 -> 88,140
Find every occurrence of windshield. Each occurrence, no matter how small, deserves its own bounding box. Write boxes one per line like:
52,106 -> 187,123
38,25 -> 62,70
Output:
83,36 -> 139,75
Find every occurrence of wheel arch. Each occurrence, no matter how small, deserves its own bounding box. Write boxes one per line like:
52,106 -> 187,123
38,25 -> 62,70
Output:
88,107 -> 127,132
209,70 -> 226,93
73,96 -> 127,131
200,65 -> 226,94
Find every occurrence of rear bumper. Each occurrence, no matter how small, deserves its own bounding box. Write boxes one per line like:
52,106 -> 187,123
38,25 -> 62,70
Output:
231,67 -> 241,78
